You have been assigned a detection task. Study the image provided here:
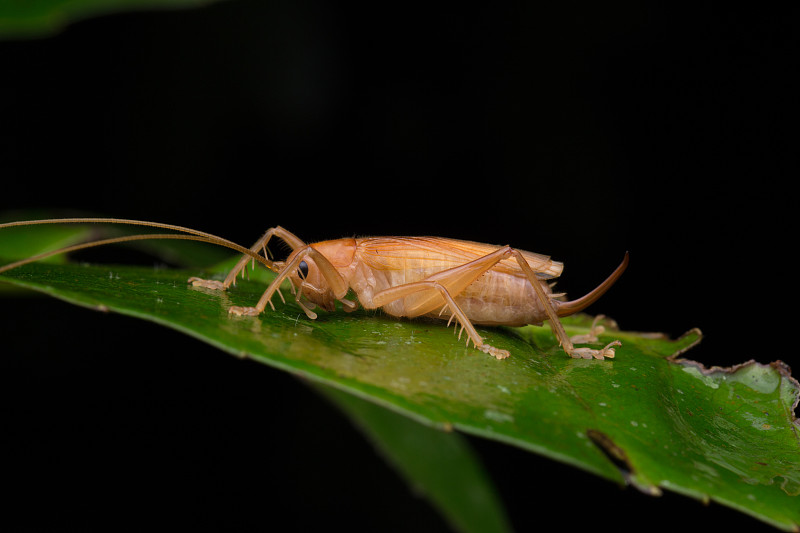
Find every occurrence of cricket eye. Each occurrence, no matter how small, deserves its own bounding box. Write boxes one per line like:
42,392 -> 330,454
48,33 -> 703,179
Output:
297,260 -> 309,280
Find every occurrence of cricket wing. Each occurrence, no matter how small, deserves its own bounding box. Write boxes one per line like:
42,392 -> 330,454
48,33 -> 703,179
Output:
355,236 -> 563,279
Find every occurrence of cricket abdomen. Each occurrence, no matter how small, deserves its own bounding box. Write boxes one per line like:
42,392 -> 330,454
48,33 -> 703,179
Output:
345,237 -> 562,327
425,271 -> 553,327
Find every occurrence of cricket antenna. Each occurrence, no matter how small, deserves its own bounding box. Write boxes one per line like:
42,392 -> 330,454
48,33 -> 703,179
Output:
0,218 -> 275,275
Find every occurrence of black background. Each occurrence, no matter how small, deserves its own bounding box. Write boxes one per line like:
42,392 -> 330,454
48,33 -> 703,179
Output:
1,1 -> 796,531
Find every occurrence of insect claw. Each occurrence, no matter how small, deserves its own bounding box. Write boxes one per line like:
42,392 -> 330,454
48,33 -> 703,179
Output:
600,340 -> 621,359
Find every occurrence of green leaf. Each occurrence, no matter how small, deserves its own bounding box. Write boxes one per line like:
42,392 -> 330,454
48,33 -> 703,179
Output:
0,217 -> 92,295
0,214 -> 232,268
1,235 -> 799,530
0,0 -> 219,39
0,213 -> 94,261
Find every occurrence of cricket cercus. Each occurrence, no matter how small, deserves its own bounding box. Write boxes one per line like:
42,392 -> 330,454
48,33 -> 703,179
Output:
0,218 -> 628,360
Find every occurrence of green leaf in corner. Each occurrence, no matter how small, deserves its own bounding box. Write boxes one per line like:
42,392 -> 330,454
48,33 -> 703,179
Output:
0,0 -> 221,39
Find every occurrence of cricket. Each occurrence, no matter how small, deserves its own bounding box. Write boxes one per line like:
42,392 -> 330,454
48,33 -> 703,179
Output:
0,218 -> 628,360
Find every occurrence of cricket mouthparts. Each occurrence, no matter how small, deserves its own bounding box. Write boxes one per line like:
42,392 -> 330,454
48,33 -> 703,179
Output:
556,252 -> 629,317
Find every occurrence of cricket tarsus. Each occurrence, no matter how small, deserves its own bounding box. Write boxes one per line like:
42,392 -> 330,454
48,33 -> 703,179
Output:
187,278 -> 226,290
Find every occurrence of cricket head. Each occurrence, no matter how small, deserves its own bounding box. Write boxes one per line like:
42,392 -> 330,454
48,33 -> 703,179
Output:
285,239 -> 356,313
285,255 -> 336,312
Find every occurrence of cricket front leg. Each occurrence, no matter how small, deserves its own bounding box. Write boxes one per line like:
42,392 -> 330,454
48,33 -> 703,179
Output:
188,226 -> 305,290
228,246 -> 351,320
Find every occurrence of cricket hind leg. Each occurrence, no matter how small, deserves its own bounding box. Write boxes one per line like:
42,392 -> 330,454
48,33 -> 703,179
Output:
188,226 -> 305,291
437,305 -> 509,360
423,281 -> 509,359
421,282 -> 511,360
510,251 -> 621,360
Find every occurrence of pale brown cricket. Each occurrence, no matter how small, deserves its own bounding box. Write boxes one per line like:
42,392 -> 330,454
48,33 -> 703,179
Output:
0,218 -> 628,360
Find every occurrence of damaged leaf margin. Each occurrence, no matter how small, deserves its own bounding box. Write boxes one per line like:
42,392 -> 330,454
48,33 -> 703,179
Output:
583,329 -> 800,531
668,356 -> 800,430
